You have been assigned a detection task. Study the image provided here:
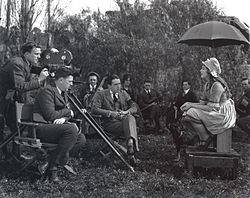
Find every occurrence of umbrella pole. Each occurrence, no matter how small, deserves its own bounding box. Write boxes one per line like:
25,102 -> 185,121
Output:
214,48 -> 218,58
210,47 -> 218,58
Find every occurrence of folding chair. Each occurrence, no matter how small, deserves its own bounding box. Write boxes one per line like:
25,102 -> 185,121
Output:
14,102 -> 57,175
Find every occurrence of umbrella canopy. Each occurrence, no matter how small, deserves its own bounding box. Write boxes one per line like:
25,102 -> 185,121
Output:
178,21 -> 250,48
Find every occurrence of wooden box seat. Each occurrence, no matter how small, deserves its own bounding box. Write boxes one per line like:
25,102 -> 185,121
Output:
185,128 -> 240,179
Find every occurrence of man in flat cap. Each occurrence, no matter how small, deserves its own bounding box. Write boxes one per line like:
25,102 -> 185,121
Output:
79,71 -> 101,110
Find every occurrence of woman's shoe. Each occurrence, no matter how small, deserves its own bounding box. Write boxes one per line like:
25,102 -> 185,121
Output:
196,135 -> 214,151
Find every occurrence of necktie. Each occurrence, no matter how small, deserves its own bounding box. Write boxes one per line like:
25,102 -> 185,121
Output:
61,92 -> 65,101
90,85 -> 95,93
113,93 -> 118,103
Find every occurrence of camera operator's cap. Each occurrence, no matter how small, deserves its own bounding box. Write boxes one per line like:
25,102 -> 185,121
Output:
202,57 -> 221,78
87,71 -> 100,80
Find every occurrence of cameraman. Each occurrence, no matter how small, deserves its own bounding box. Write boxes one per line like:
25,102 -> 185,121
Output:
236,78 -> 250,135
0,41 -> 49,159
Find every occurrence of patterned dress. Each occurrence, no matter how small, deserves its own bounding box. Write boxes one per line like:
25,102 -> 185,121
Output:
185,81 -> 236,135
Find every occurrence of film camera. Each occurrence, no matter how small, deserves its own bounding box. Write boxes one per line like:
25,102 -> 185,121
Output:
31,48 -> 73,76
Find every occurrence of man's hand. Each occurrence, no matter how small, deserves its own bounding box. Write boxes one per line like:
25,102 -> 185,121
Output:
110,111 -> 124,120
53,117 -> 66,124
70,110 -> 74,118
38,68 -> 49,82
118,110 -> 130,115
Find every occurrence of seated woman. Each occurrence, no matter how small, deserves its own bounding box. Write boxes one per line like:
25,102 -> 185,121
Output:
180,57 -> 236,149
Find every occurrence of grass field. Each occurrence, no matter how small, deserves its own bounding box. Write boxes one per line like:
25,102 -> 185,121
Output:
0,130 -> 250,198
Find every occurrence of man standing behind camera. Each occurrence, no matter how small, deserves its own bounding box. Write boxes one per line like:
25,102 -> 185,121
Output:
0,42 -> 49,159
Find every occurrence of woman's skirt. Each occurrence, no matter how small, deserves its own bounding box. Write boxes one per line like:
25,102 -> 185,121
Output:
185,99 -> 236,135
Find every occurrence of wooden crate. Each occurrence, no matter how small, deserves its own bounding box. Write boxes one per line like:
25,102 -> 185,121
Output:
185,146 -> 240,179
216,128 -> 232,153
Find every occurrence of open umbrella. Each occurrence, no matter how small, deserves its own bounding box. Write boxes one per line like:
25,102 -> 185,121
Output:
178,21 -> 250,48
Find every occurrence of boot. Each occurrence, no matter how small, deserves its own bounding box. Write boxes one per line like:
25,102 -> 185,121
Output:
38,161 -> 49,175
49,168 -> 60,183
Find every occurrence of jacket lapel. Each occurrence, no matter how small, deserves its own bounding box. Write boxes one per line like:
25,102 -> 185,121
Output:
118,92 -> 124,105
53,86 -> 67,105
105,89 -> 114,104
21,55 -> 31,80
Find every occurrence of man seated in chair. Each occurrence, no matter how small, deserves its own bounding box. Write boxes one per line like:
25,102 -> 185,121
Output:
236,78 -> 250,137
91,74 -> 139,164
79,71 -> 101,110
138,78 -> 162,133
166,80 -> 198,125
33,67 -> 85,182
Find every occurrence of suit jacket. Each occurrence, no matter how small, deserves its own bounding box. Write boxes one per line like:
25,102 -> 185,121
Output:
91,89 -> 137,121
79,84 -> 98,108
33,85 -> 72,123
138,89 -> 161,109
0,56 -> 41,103
175,89 -> 199,108
236,88 -> 250,116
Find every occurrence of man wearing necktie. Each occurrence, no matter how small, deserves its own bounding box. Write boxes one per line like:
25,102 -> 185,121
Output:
33,67 -> 86,182
79,71 -> 101,110
92,74 -> 139,164
138,79 -> 162,133
174,80 -> 199,119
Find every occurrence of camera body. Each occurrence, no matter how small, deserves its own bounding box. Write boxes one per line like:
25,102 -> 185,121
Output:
31,49 -> 73,75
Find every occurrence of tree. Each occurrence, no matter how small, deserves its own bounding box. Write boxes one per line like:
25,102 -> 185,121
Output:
48,0 -> 250,102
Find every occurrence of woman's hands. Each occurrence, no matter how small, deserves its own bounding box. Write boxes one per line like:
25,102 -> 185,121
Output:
180,102 -> 192,112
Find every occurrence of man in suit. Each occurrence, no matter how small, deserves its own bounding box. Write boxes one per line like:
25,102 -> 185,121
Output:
78,72 -> 102,134
0,42 -> 49,159
174,80 -> 199,119
236,78 -> 250,136
138,79 -> 162,133
33,67 -> 85,182
91,74 -> 139,164
79,71 -> 101,109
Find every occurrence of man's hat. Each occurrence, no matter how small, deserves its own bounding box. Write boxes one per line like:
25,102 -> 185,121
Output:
87,71 -> 100,79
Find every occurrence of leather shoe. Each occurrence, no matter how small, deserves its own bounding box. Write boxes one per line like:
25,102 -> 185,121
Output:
128,155 -> 136,166
38,161 -> 49,175
196,135 -> 214,151
49,170 -> 60,183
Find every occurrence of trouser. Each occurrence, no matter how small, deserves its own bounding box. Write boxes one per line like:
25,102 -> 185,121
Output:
0,98 -> 18,158
36,122 -> 79,170
102,114 -> 139,152
69,133 -> 86,157
237,115 -> 250,135
143,104 -> 161,129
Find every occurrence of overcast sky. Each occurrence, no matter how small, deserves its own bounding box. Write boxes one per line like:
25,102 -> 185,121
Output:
60,0 -> 250,26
